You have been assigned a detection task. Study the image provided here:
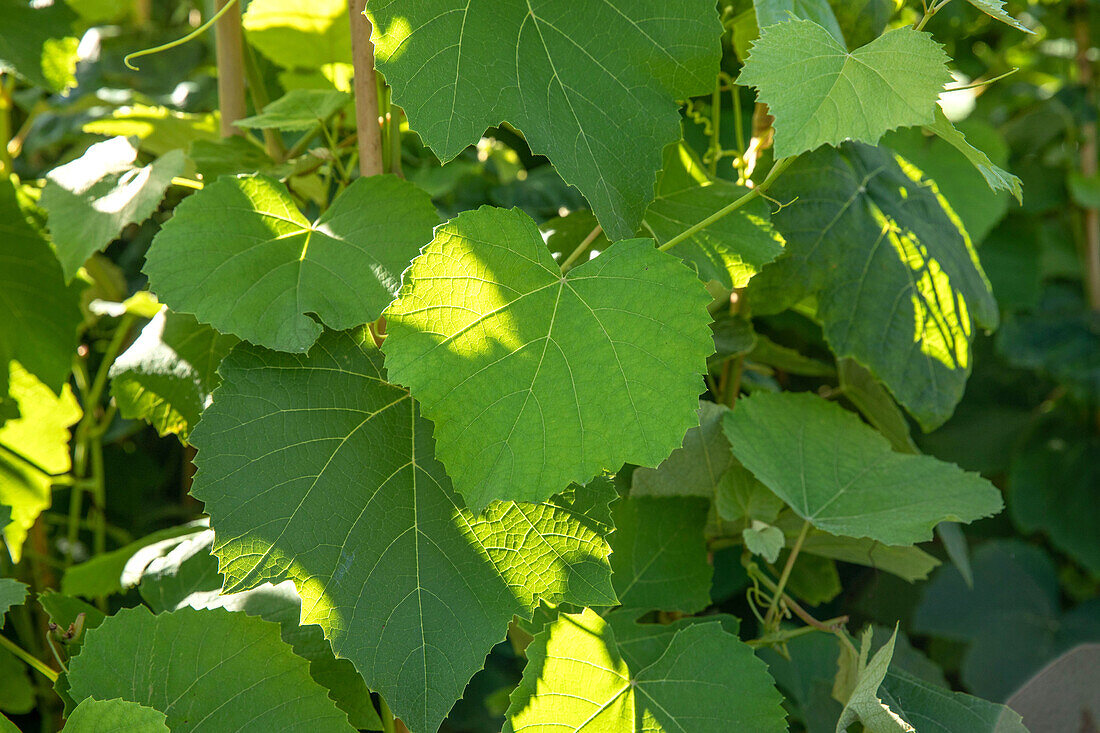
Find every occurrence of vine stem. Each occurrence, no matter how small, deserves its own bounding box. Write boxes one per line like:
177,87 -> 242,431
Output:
658,156 -> 794,253
560,224 -> 603,272
124,0 -> 240,70
0,635 -> 57,683
915,0 -> 953,31
213,0 -> 247,136
765,519 -> 811,626
1076,0 -> 1100,310
348,0 -> 384,177
0,74 -> 12,177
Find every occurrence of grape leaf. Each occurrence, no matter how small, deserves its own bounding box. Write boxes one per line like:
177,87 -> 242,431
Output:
366,0 -> 722,240
504,608 -> 787,732
0,0 -> 78,91
743,520 -> 784,563
828,0 -> 892,48
83,106 -> 220,157
738,19 -> 951,158
754,0 -> 843,42
751,143 -> 999,429
383,206 -> 712,508
0,578 -> 27,620
880,669 -> 1029,733
838,359 -> 918,454
190,329 -> 617,732
66,606 -> 355,732
965,0 -> 1034,33
187,137 -> 282,182
0,714 -> 14,733
723,392 -> 1002,545
609,496 -> 712,613
109,308 -> 239,440
0,179 -> 83,395
0,363 -> 81,562
0,645 -> 33,715
242,0 -> 351,69
235,89 -> 350,131
64,698 -> 169,733
926,108 -> 1022,203
61,523 -> 206,599
41,137 -> 185,281
144,174 -> 438,352
631,401 -> 732,499
133,530 -> 381,731
37,590 -> 106,654
836,628 -> 913,733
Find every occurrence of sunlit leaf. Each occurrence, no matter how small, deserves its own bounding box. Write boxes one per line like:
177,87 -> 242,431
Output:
738,19 -> 950,158
383,206 -> 712,508
0,0 -> 78,91
83,106 -> 220,157
366,0 -> 722,240
243,0 -> 351,69
145,174 -> 438,352
235,89 -> 350,131
190,329 -> 616,732
964,0 -> 1034,33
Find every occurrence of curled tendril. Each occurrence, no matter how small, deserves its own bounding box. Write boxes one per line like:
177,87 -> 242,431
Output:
124,0 -> 240,71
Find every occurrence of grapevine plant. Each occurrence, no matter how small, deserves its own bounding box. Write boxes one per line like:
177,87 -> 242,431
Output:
0,0 -> 1097,731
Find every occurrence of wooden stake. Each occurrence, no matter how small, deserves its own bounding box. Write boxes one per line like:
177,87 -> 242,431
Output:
348,0 -> 384,177
214,0 -> 247,137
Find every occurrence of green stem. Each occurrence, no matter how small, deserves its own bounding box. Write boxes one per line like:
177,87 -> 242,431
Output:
320,124 -> 351,186
86,313 -> 135,412
707,76 -> 722,176
0,74 -> 13,177
123,0 -> 240,70
0,635 -> 57,683
241,39 -> 287,160
658,156 -> 794,253
285,124 -> 323,160
560,224 -> 603,272
915,0 -> 952,31
378,696 -> 396,733
171,176 -> 204,190
765,519 -> 810,626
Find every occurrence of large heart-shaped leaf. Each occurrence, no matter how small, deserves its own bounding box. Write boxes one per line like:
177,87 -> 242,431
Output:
383,206 -> 713,508
723,391 -> 1002,545
190,329 -> 616,732
66,606 -> 355,732
366,0 -> 722,240
144,174 -> 438,352
505,608 -> 787,732
738,19 -> 950,158
750,143 -> 999,429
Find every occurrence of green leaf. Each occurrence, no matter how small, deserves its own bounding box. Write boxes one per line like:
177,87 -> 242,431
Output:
187,137 -> 280,182
645,179 -> 785,288
83,106 -> 220,158
723,392 -> 1002,545
41,138 -> 186,281
828,0 -> 892,48
0,713 -> 15,733
366,1 -> 722,240
0,363 -> 81,562
0,0 -> 78,91
754,144 -> 999,429
964,0 -> 1034,33
61,523 -> 206,599
133,530 -> 381,731
64,698 -> 170,733
144,174 -> 438,352
714,462 -> 784,526
242,0 -> 351,69
37,590 -> 106,653
926,108 -> 1022,203
190,329 -> 617,732
66,606 -> 355,732
838,359 -> 917,454
759,632 -> 843,733
609,496 -> 712,613
109,308 -> 239,440
880,669 -> 1029,733
235,89 -> 350,131
738,19 -> 950,159
0,578 -> 27,620
836,627 -> 912,733
383,206 -> 712,508
506,608 -> 786,732
0,179 -> 83,395
753,0 -> 844,42
749,334 -> 836,377
631,401 -> 732,499
743,520 -> 784,563
0,647 -> 33,715
780,521 -> 940,582
711,316 -> 757,362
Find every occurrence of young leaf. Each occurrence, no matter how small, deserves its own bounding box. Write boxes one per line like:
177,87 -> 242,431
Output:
109,308 -> 239,440
926,108 -> 1022,203
964,0 -> 1034,34
190,330 -> 617,733
64,698 -> 169,733
505,608 -> 787,732
41,137 -> 185,281
366,0 -> 723,240
743,520 -> 784,563
738,19 -> 951,158
0,0 -> 78,91
383,206 -> 712,509
0,179 -> 83,396
144,174 -> 438,352
723,392 -> 1002,545
0,363 -> 81,562
66,606 -> 355,732
835,627 -> 913,733
609,496 -> 712,613
751,143 -> 999,429
880,669 -> 1029,733
234,89 -> 350,131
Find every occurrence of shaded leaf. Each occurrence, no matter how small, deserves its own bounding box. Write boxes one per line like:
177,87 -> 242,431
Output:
881,668 -> 1029,733
836,627 -> 913,732
965,0 -> 1034,33
0,0 -> 78,91
0,578 -> 27,619
754,0 -> 843,42
631,401 -> 732,499
145,174 -> 438,352
61,523 -> 205,599
926,108 -> 1022,203
64,698 -> 169,732
838,359 -> 917,454
383,206 -> 712,508
367,0 -> 722,240
235,89 -> 350,131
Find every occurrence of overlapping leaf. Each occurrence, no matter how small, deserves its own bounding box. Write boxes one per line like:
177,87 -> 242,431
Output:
880,669 -> 1028,733
0,578 -> 27,619
41,137 -> 185,281
242,0 -> 351,69
505,608 -> 787,732
738,19 -> 951,158
750,143 -> 999,428
66,606 -> 354,732
64,698 -> 169,733
723,392 -> 1002,545
366,0 -> 722,240
235,89 -> 350,131
0,0 -> 78,91
965,0 -> 1033,33
144,174 -> 438,352
383,206 -> 712,508
190,329 -> 617,732
109,308 -> 239,439
754,0 -> 843,41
